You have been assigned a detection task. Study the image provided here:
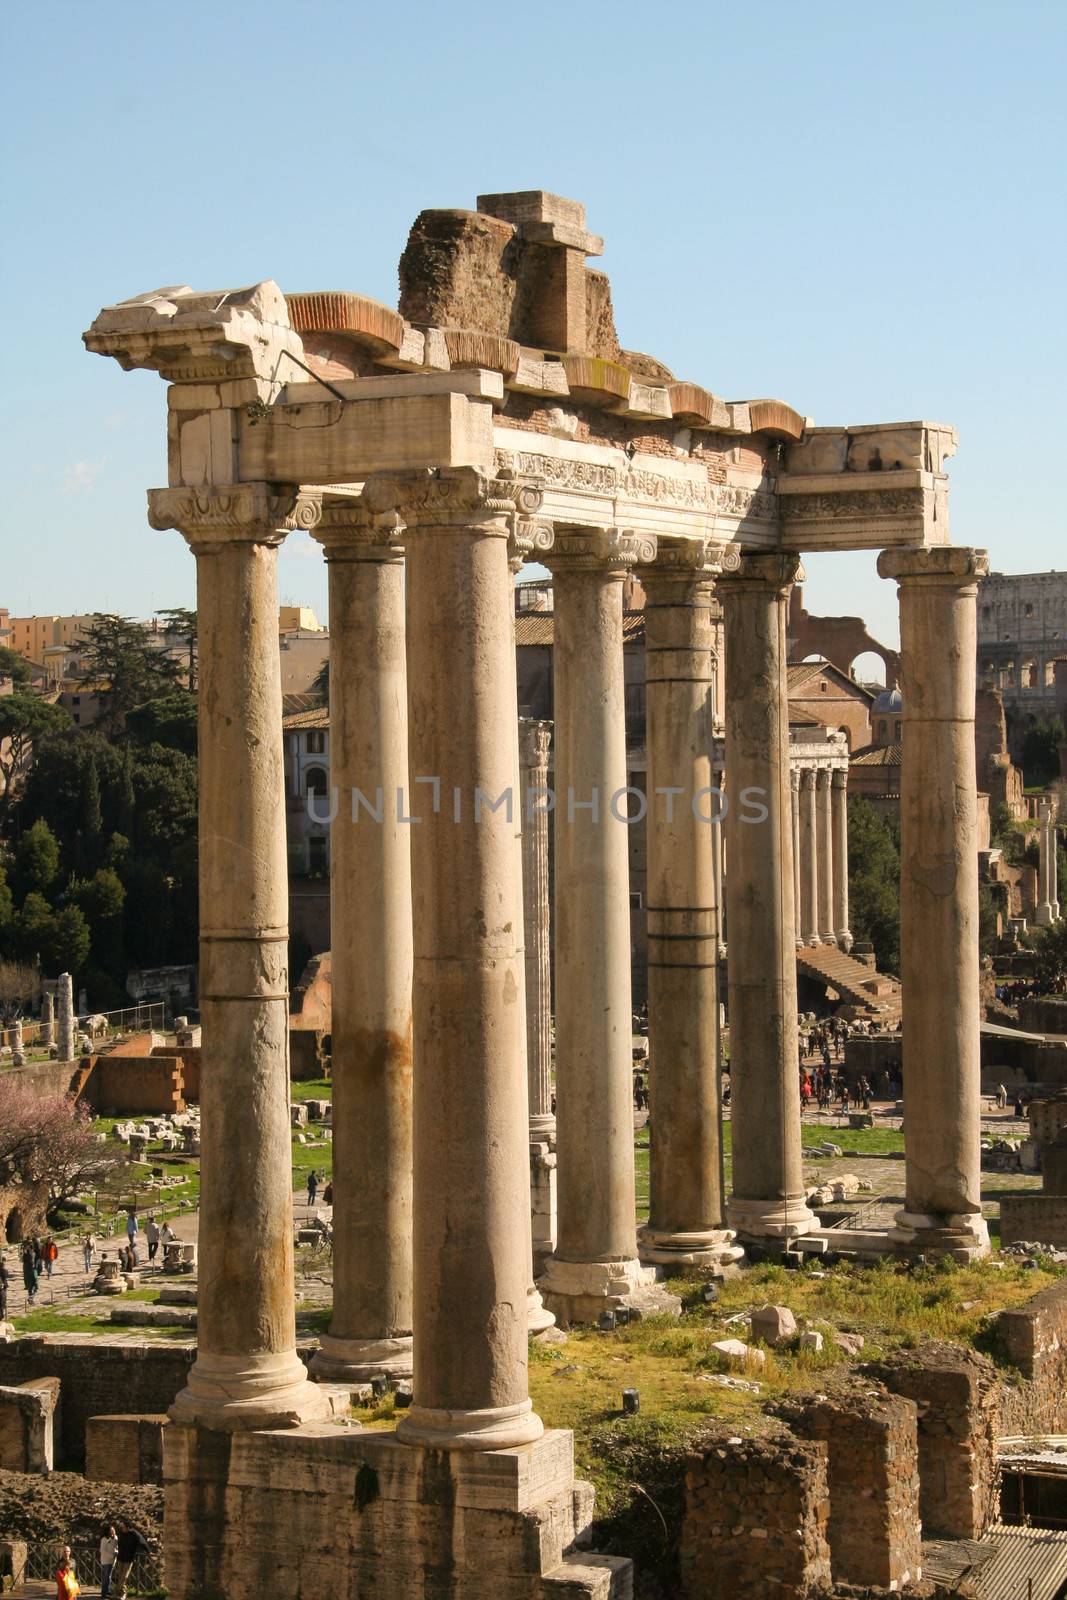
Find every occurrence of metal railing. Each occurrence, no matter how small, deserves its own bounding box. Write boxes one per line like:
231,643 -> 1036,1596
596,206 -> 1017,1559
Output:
18,1542 -> 161,1593
2,1002 -> 167,1053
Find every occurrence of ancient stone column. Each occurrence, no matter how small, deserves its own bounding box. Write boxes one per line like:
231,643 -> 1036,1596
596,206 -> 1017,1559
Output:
878,546 -> 990,1261
385,467 -> 543,1450
800,768 -> 820,946
713,768 -> 727,953
1037,800 -> 1059,925
637,541 -> 741,1273
519,718 -> 558,1273
718,554 -> 815,1242
1053,803 -> 1061,920
539,527 -> 661,1322
519,719 -> 555,1141
56,974 -> 74,1064
149,484 -> 330,1429
816,768 -> 835,944
41,991 -> 54,1049
309,494 -> 414,1383
832,769 -> 852,950
791,767 -> 803,949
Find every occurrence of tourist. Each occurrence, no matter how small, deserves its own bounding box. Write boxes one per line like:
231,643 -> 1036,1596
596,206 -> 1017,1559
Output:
111,1521 -> 149,1600
996,1082 -> 1008,1110
33,1237 -> 44,1278
125,1208 -> 138,1248
145,1217 -> 160,1263
323,1180 -> 333,1207
22,1240 -> 39,1304
99,1524 -> 118,1598
44,1236 -> 59,1278
307,1170 -> 319,1207
0,1253 -> 9,1321
82,1235 -> 94,1275
54,1545 -> 79,1600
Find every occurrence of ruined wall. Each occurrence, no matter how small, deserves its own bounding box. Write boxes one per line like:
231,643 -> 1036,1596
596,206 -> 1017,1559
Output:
0,1338 -> 193,1465
87,1055 -> 185,1114
787,586 -> 900,686
680,1428 -> 832,1600
997,1279 -> 1067,1436
1000,1196 -> 1067,1249
1020,997 -> 1067,1035
85,1413 -> 168,1486
779,1389 -> 922,1591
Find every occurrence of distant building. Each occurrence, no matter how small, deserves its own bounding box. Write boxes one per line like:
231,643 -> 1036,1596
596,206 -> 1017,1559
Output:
4,613 -> 97,666
977,570 -> 1067,755
279,605 -> 325,634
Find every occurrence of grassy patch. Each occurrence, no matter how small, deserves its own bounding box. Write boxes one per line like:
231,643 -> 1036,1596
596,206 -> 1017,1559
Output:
291,1079 -> 332,1102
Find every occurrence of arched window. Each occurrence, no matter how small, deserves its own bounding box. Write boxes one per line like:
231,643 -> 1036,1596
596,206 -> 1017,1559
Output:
305,765 -> 328,799
306,729 -> 326,754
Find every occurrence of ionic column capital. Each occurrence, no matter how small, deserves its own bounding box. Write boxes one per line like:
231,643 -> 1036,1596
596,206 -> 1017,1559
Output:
800,767 -> 817,791
311,492 -> 404,563
361,466 -> 545,542
831,768 -> 848,791
638,537 -> 741,589
148,483 -> 322,552
815,767 -> 831,790
546,526 -> 656,574
790,766 -> 801,792
877,546 -> 989,589
715,550 -> 804,595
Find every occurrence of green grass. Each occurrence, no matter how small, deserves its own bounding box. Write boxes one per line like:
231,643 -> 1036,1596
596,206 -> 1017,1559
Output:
291,1078 -> 332,1102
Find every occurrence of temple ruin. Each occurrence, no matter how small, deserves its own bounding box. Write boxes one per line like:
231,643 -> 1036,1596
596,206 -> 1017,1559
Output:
84,189 -> 989,1598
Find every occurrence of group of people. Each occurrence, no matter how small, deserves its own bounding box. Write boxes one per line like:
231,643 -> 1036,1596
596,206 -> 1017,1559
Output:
798,1067 -> 877,1113
53,1521 -> 150,1599
10,1235 -> 60,1304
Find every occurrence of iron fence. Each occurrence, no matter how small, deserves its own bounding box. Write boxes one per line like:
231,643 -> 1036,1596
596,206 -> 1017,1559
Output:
20,1541 -> 162,1592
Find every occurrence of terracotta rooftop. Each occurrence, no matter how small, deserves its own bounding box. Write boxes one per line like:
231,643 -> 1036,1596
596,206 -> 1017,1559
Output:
850,743 -> 902,767
515,613 -> 647,647
282,704 -> 329,731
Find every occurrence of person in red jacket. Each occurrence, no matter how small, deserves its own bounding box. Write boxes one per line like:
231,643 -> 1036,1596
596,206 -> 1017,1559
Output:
55,1546 -> 80,1599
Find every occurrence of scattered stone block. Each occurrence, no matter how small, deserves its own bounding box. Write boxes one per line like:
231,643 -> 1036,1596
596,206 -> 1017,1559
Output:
0,1377 -> 61,1472
711,1338 -> 765,1370
750,1304 -> 798,1347
832,1331 -> 865,1356
290,1103 -> 308,1128
799,1330 -> 824,1353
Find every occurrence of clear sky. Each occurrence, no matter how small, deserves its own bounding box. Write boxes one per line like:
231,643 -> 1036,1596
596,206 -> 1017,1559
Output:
4,0 -> 1065,651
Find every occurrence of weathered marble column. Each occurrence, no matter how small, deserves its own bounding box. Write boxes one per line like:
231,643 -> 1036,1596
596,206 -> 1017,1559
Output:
41,991 -> 54,1049
637,541 -> 742,1273
800,768 -> 820,946
1037,800 -> 1058,925
832,769 -> 852,950
1053,804 -> 1061,920
149,484 -> 330,1428
713,768 -> 727,953
539,527 -> 662,1323
387,468 -> 543,1449
520,718 -> 558,1273
816,768 -> 835,944
718,554 -> 815,1242
791,768 -> 803,949
309,494 -> 413,1383
878,546 -> 990,1261
56,973 -> 74,1064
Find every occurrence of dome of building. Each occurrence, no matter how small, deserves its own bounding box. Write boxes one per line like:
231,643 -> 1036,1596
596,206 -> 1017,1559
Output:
871,685 -> 902,715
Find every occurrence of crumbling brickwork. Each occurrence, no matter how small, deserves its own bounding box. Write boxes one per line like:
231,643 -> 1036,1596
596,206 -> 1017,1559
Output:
85,1413 -> 169,1486
779,1388 -> 922,1590
680,1427 -> 832,1599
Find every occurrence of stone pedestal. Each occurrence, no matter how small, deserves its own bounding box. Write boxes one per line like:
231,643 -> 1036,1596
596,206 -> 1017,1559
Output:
309,495 -> 414,1384
832,769 -> 852,950
719,555 -> 815,1243
878,547 -> 990,1262
636,544 -> 741,1275
538,529 -> 664,1322
390,468 -> 544,1450
149,484 -> 331,1430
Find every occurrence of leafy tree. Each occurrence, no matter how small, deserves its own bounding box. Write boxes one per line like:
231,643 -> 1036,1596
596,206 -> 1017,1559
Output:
11,892 -> 59,965
0,1078 -> 124,1222
74,867 -> 126,922
847,797 -> 901,975
1033,916 -> 1067,989
14,819 -> 61,896
126,690 -> 197,756
0,693 -> 72,823
51,904 -> 90,974
312,656 -> 329,703
159,606 -> 198,692
73,613 -> 181,734
1020,716 -> 1063,788
0,646 -> 31,688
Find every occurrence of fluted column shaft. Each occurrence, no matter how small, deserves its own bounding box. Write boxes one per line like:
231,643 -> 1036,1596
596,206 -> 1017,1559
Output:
519,721 -> 554,1136
800,769 -> 819,946
816,768 -> 835,944
539,528 -> 658,1320
719,553 -> 815,1242
389,468 -> 543,1449
310,497 -> 413,1382
149,484 -> 329,1430
638,547 -> 739,1270
832,769 -> 852,949
878,546 -> 990,1261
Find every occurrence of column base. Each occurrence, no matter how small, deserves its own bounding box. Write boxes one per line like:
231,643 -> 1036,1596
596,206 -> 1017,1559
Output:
836,930 -> 853,953
527,1284 -> 556,1335
396,1397 -> 544,1452
309,1332 -> 413,1383
889,1209 -> 990,1264
169,1348 -> 333,1432
806,934 -> 822,947
726,1195 -> 818,1242
637,1224 -> 745,1274
529,1113 -> 557,1144
1036,903 -> 1055,926
537,1254 -> 681,1327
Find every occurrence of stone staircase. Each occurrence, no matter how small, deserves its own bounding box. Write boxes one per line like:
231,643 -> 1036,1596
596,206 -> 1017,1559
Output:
796,943 -> 901,1020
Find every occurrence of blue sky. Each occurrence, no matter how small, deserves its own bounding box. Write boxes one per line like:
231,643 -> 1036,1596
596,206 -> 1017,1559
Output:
4,0 -> 1064,651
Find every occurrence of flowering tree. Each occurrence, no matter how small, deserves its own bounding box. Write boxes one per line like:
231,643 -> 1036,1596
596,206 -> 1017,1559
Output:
0,1080 -> 123,1221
